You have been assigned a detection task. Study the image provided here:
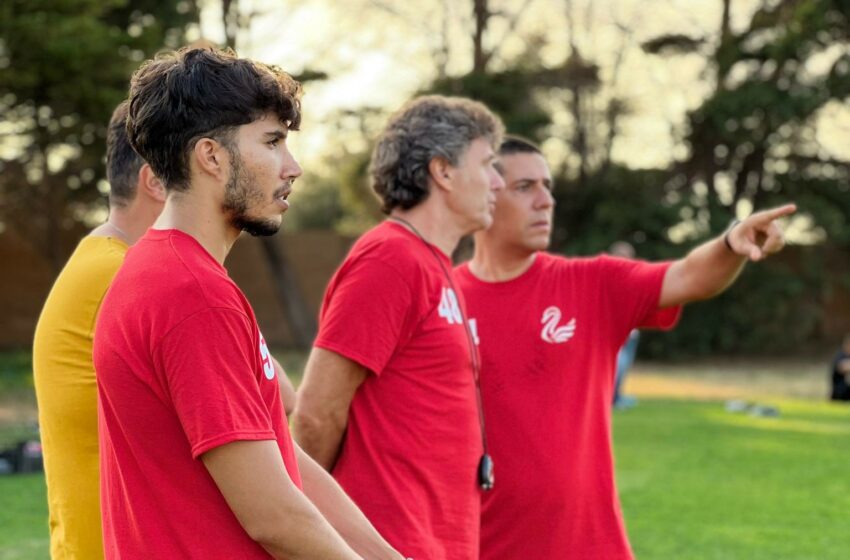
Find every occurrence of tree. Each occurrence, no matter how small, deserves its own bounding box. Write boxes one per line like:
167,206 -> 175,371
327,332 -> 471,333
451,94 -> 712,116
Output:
637,0 -> 850,356
220,0 -> 323,349
0,0 -> 199,272
643,0 -> 850,242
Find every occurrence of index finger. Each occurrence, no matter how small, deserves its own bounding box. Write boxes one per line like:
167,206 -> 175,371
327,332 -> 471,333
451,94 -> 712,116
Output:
754,203 -> 797,223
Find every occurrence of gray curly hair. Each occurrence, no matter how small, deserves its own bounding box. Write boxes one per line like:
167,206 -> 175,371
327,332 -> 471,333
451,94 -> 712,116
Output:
370,95 -> 504,214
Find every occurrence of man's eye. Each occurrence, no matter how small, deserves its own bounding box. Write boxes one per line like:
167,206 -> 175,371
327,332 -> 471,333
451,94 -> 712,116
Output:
268,139 -> 280,147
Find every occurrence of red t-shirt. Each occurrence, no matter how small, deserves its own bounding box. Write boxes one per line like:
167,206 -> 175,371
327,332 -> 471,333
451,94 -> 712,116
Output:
455,252 -> 681,560
93,229 -> 302,559
314,220 -> 482,560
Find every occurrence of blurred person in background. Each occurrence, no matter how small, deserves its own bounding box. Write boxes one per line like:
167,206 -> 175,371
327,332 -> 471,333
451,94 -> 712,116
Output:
455,135 -> 796,560
830,334 -> 850,401
609,241 -> 640,409
32,101 -> 165,560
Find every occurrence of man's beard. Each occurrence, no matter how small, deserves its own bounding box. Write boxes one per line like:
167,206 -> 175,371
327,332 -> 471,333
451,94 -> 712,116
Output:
222,149 -> 281,237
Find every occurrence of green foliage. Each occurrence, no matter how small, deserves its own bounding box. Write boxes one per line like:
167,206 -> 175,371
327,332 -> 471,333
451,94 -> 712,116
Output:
284,174 -> 345,231
287,150 -> 383,236
423,1 -> 849,357
651,0 -> 850,243
552,165 -> 683,260
430,68 -> 551,141
0,352 -> 38,449
549,166 -> 834,358
0,0 -> 198,268
642,252 -> 825,358
285,105 -> 386,235
611,0 -> 850,356
334,150 -> 384,235
0,351 -> 33,393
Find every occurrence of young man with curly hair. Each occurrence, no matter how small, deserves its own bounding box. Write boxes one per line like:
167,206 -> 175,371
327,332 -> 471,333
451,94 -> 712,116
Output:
93,47 -> 404,560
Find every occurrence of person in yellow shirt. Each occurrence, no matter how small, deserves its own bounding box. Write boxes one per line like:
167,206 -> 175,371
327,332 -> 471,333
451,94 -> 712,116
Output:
33,98 -> 300,559
32,101 -> 166,559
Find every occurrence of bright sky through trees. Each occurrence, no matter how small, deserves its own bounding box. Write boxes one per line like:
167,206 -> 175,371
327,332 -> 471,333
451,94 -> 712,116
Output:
192,0 -> 850,170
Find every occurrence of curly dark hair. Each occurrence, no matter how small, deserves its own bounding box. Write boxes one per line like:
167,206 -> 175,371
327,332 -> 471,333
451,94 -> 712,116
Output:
370,95 -> 504,213
105,101 -> 144,208
126,47 -> 302,192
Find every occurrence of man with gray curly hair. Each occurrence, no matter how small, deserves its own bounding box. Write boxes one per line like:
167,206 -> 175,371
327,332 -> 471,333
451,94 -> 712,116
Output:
293,95 -> 505,560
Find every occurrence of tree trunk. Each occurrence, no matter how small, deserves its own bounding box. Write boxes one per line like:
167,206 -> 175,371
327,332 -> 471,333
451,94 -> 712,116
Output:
223,0 -> 238,49
220,1 -> 316,349
564,0 -> 588,184
259,236 -> 317,349
572,85 -> 588,185
435,0 -> 451,79
716,0 -> 733,88
472,0 -> 489,73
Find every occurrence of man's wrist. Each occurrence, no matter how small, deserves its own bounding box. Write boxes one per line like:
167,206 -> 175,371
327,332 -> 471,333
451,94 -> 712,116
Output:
723,219 -> 741,253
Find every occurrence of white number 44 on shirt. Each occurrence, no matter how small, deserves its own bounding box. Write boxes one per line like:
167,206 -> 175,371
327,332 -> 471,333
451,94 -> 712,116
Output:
438,287 -> 463,325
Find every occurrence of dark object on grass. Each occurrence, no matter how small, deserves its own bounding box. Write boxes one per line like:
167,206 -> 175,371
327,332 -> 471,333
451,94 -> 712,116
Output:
830,336 -> 850,401
749,405 -> 780,418
724,400 -> 780,418
0,439 -> 43,474
725,399 -> 750,413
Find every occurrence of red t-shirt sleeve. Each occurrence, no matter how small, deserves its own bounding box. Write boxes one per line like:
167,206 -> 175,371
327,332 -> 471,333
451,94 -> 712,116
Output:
597,255 -> 682,335
155,307 -> 276,458
314,257 -> 415,376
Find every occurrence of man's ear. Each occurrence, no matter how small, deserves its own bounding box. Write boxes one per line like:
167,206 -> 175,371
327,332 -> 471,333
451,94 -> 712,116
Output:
427,156 -> 454,193
137,164 -> 166,203
192,137 -> 229,181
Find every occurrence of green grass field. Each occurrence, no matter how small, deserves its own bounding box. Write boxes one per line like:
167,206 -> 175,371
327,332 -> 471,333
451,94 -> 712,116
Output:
617,398 -> 850,559
1,397 -> 848,559
2,351 -> 849,559
0,474 -> 48,560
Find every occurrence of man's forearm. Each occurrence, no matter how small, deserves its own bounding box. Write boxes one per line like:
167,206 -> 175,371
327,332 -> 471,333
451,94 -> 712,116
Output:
680,235 -> 746,299
660,235 -> 746,307
202,440 -> 362,560
256,497 -> 363,560
660,205 -> 794,308
292,348 -> 368,470
291,409 -> 346,470
297,446 -> 404,560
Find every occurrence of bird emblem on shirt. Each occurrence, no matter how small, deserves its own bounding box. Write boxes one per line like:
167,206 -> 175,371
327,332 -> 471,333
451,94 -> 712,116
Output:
540,306 -> 576,344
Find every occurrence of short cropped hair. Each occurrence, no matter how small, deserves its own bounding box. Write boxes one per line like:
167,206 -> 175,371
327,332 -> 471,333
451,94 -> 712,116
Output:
609,241 -> 636,259
498,135 -> 542,156
370,95 -> 504,214
127,47 -> 302,192
105,101 -> 144,208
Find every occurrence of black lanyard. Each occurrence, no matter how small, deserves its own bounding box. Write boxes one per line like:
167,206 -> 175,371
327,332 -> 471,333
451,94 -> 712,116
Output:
389,217 -> 494,490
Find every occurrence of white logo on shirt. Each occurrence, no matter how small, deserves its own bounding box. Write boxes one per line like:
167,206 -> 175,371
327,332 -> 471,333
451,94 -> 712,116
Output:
540,306 -> 576,344
468,318 -> 480,346
258,333 -> 275,380
438,287 -> 463,325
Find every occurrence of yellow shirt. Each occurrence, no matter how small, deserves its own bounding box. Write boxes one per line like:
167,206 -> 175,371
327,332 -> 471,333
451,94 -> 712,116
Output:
33,235 -> 128,560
